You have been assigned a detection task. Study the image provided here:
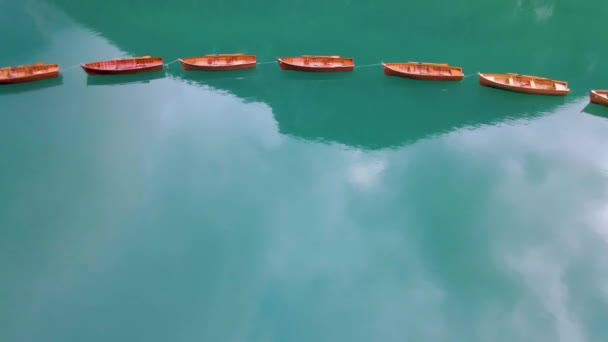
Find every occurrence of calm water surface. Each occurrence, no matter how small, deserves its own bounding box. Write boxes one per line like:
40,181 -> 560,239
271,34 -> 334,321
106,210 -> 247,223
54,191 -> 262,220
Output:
2,0 -> 608,341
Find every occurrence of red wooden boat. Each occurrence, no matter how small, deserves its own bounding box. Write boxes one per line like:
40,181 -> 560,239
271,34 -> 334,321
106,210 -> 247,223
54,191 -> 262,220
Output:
382,62 -> 463,81
478,73 -> 569,96
0,62 -> 59,85
81,56 -> 163,75
277,55 -> 354,72
178,53 -> 256,71
590,90 -> 608,107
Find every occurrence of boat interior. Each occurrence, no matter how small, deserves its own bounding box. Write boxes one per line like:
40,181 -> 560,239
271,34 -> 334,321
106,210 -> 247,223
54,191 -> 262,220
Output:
594,90 -> 608,98
285,56 -> 354,67
485,74 -> 568,90
396,63 -> 462,76
187,54 -> 256,65
86,58 -> 161,70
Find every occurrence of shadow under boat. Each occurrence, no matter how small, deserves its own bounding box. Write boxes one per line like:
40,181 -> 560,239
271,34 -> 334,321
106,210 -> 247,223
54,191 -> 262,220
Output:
166,66 -> 264,101
85,70 -> 166,86
276,68 -> 355,82
581,102 -> 608,119
169,65 -> 258,82
0,76 -> 64,95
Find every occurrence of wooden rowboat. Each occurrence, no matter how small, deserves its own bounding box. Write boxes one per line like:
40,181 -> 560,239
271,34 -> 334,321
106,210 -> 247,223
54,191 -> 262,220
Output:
478,73 -> 569,96
81,56 -> 163,75
277,56 -> 354,72
179,53 -> 256,71
382,62 -> 463,81
0,62 -> 59,85
590,90 -> 608,107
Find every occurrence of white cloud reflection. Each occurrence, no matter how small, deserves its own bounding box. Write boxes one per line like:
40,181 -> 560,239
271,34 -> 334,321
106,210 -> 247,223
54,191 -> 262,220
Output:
440,98 -> 608,341
346,151 -> 386,190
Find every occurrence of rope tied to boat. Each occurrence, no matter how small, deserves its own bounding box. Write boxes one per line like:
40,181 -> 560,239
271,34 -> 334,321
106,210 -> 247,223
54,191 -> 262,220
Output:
164,59 -> 180,67
355,63 -> 381,69
256,61 -> 276,66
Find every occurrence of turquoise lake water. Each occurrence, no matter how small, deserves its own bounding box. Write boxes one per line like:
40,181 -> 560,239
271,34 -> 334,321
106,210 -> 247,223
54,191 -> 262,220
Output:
2,0 -> 608,341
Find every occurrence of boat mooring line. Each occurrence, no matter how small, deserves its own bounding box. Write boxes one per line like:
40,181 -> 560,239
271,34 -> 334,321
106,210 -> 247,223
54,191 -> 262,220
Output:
463,73 -> 476,78
355,63 -> 381,69
164,59 -> 180,67
256,61 -> 276,65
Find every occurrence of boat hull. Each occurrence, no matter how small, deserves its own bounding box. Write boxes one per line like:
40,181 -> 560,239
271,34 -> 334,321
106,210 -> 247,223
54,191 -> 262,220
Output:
179,61 -> 256,71
382,64 -> 462,81
478,73 -> 569,96
277,59 -> 354,73
590,90 -> 608,107
81,64 -> 163,75
0,70 -> 59,85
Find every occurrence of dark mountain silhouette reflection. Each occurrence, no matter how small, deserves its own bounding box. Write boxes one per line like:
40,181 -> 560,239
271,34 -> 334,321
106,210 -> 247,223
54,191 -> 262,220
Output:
172,68 -> 569,149
47,0 -> 603,149
270,78 -> 569,149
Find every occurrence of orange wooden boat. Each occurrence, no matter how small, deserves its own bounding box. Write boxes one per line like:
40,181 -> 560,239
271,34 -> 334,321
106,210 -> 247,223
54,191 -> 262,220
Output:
277,55 -> 354,72
0,62 -> 59,85
478,73 -> 569,96
590,90 -> 608,107
81,56 -> 163,75
178,53 -> 256,71
382,62 -> 463,81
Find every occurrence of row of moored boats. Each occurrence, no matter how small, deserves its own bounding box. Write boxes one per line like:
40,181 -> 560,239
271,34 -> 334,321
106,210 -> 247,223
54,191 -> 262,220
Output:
1,54 -> 608,107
